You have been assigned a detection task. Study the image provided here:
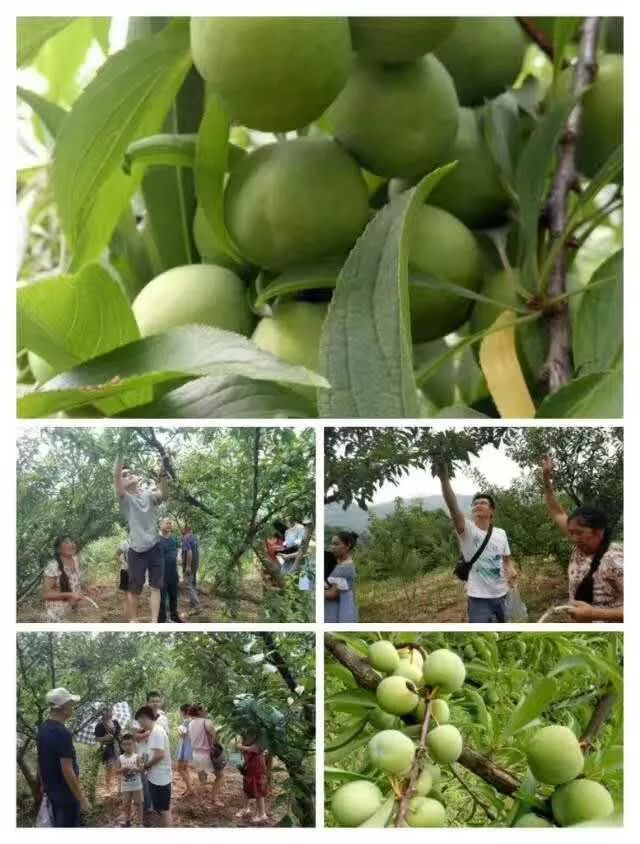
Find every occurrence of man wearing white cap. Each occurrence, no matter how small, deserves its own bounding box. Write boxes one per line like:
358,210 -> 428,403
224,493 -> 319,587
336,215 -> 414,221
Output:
36,688 -> 89,827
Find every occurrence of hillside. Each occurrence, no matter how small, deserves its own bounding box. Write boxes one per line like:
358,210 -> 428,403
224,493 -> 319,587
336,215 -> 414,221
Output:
325,494 -> 474,532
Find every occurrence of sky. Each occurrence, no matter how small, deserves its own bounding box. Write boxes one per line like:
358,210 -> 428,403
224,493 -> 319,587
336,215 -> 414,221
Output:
372,441 -> 523,504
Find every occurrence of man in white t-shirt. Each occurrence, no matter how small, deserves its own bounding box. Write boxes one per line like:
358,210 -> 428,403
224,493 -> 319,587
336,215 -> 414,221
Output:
135,706 -> 172,827
437,464 -> 518,623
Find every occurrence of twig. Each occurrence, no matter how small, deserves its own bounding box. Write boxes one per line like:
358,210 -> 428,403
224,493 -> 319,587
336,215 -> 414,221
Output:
395,696 -> 433,827
545,17 -> 601,392
457,747 -> 522,796
449,764 -> 498,821
517,18 -> 554,60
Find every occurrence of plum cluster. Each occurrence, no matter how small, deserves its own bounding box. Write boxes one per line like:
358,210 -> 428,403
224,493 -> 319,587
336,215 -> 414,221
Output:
331,643 -> 466,827
56,17 -> 618,416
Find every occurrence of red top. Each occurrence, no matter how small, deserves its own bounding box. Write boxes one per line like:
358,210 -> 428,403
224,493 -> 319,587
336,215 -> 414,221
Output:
265,537 -> 284,563
243,747 -> 268,798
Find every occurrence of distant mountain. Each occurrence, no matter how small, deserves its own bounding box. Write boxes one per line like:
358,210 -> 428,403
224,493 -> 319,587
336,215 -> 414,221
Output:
325,495 -> 474,533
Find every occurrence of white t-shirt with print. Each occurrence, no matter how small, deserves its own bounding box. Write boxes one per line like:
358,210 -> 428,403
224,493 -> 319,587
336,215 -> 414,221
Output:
458,518 -> 511,599
147,723 -> 172,786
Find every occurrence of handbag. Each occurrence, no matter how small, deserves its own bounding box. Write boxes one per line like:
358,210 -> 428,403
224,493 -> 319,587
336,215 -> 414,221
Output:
35,795 -> 54,828
454,525 -> 493,582
204,722 -> 224,763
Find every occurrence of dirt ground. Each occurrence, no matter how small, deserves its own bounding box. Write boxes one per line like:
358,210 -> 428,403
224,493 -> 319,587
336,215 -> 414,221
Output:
357,558 -> 569,623
17,577 -> 262,623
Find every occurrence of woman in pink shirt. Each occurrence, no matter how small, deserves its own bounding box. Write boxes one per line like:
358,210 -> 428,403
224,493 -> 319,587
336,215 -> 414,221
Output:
187,705 -> 225,808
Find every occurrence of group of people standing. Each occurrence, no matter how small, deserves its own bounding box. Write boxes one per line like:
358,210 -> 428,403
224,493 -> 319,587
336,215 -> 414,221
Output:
36,688 -> 271,827
42,459 -> 202,623
324,454 -> 623,624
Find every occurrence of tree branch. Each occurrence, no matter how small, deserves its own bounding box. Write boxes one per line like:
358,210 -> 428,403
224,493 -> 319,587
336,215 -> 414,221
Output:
395,697 -> 433,826
324,634 -> 380,691
545,17 -> 601,392
580,687 -> 617,748
517,18 -> 554,60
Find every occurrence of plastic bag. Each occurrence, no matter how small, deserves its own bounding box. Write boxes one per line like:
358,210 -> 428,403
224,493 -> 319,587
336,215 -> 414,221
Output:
36,796 -> 54,828
505,587 -> 528,622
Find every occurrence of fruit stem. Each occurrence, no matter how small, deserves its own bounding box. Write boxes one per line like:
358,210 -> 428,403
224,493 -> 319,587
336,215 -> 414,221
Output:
544,17 -> 602,393
516,18 -> 555,61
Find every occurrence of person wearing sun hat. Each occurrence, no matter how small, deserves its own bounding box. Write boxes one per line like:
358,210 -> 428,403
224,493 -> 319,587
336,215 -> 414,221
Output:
36,688 -> 89,827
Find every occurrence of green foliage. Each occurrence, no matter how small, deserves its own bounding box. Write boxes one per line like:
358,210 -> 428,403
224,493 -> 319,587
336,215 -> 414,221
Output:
325,632 -> 623,827
17,632 -> 315,826
325,426 -> 499,508
359,501 -> 458,585
16,17 -> 623,418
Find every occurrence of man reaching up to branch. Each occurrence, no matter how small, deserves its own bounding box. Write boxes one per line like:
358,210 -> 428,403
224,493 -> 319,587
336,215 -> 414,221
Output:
114,457 -> 170,623
436,463 -> 518,623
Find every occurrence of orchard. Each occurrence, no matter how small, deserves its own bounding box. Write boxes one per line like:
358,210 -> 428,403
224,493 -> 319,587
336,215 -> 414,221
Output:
325,633 -> 622,827
17,16 -> 622,418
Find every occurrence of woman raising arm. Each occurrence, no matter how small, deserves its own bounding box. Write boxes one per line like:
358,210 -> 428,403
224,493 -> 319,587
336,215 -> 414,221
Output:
542,455 -> 623,622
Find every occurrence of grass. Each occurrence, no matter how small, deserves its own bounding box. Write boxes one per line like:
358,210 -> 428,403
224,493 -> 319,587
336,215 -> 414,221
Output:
357,556 -> 569,623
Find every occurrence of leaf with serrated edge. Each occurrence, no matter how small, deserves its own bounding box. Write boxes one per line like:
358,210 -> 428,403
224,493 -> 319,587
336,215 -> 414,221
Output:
319,163 -> 457,418
17,262 -> 139,373
17,326 -> 329,418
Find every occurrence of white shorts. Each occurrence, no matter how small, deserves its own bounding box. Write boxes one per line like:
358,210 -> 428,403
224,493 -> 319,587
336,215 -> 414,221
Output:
191,751 -> 213,774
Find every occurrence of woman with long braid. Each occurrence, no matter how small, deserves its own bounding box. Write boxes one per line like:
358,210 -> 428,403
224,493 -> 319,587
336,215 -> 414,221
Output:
542,455 -> 623,621
43,535 -> 83,622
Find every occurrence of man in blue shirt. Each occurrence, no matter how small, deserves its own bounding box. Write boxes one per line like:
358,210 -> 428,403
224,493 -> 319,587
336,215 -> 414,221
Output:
181,526 -> 200,612
158,518 -> 181,623
36,687 -> 89,827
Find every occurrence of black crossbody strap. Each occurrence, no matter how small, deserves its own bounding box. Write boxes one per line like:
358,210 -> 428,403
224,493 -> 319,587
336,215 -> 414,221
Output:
466,524 -> 493,565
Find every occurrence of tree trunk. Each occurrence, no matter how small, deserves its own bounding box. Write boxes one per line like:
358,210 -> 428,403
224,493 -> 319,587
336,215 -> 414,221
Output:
17,746 -> 39,805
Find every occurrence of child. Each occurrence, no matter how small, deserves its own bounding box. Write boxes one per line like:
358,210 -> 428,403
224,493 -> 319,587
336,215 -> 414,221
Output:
234,734 -> 269,823
116,733 -> 144,827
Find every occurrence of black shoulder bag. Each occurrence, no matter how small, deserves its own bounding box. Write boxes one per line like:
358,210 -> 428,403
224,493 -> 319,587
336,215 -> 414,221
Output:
454,525 -> 493,582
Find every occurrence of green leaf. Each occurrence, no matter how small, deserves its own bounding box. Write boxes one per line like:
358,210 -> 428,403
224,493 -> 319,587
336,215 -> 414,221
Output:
546,655 -> 589,677
253,261 -> 342,309
34,18 -> 96,107
551,19 -> 582,94
515,96 -> 576,292
319,163 -> 456,417
436,405 -> 488,418
326,719 -> 368,752
324,767 -> 378,784
194,94 -> 244,263
17,263 -> 140,373
17,17 -> 76,66
482,91 -> 520,187
17,326 -> 329,418
573,250 -> 622,376
118,376 -> 317,418
360,795 -> 396,827
17,87 -> 67,138
324,732 -> 371,764
325,689 -> 378,710
536,367 -> 622,418
501,677 -> 559,739
53,19 -> 192,270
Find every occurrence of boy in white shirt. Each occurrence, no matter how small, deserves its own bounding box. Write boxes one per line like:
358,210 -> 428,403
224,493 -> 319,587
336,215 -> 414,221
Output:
135,706 -> 173,827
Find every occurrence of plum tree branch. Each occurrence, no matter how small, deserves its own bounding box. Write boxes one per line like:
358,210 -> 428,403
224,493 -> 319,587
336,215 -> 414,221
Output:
324,633 -> 380,691
580,686 -> 617,748
545,17 -> 601,392
517,18 -> 554,60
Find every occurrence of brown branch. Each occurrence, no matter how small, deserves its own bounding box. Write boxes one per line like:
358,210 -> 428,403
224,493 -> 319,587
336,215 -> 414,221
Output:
324,633 -> 380,691
580,687 -> 617,749
517,18 -> 554,60
545,17 -> 602,392
395,697 -> 433,826
457,747 -> 521,796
